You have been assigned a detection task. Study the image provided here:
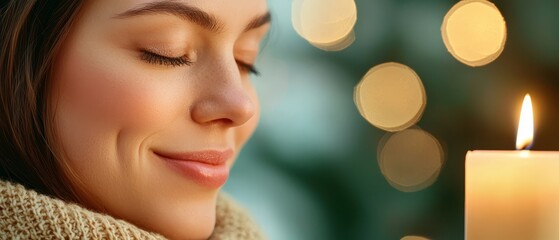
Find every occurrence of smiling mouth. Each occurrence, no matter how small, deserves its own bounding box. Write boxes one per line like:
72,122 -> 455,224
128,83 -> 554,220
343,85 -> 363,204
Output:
154,149 -> 233,188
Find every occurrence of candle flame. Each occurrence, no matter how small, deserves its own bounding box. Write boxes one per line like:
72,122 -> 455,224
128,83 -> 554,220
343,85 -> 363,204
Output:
516,94 -> 533,150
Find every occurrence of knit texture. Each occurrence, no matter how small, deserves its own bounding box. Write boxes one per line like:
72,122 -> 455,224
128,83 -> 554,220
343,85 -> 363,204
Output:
0,180 -> 264,239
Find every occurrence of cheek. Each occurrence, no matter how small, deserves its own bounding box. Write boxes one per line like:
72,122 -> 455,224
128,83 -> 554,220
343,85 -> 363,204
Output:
52,48 -> 182,134
50,42 -> 187,177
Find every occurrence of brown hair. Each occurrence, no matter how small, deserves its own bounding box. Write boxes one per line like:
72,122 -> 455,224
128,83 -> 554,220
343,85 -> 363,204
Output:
0,0 -> 84,202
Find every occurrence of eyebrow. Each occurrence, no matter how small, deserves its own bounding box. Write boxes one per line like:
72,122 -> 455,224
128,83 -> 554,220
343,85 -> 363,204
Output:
114,1 -> 271,33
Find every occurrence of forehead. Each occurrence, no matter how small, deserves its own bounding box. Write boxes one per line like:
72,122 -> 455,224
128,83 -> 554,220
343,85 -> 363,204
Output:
83,0 -> 269,31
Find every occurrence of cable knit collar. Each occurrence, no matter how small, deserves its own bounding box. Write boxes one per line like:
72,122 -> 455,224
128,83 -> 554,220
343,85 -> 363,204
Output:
0,180 -> 263,239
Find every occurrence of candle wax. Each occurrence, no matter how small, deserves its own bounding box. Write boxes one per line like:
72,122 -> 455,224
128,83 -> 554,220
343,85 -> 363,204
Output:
466,150 -> 559,240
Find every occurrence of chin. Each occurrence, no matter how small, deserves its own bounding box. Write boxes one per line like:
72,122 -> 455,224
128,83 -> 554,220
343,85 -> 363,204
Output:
154,201 -> 217,240
143,207 -> 217,240
114,191 -> 220,240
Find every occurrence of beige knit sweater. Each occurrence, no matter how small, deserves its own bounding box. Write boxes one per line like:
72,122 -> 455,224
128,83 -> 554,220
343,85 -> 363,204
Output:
0,180 -> 264,239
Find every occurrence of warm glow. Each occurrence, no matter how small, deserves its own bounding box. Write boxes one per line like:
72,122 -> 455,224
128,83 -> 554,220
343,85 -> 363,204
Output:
310,30 -> 355,51
516,94 -> 534,150
292,0 -> 357,51
354,62 -> 426,132
378,128 -> 444,192
441,0 -> 507,67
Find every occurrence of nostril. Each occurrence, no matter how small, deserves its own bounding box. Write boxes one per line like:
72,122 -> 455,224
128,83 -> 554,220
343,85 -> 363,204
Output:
209,118 -> 234,126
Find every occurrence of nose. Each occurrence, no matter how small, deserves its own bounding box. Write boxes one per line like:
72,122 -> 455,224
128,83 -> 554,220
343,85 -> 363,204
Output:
190,59 -> 256,127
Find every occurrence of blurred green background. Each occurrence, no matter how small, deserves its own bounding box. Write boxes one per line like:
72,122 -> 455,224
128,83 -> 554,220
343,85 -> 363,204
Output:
223,0 -> 559,239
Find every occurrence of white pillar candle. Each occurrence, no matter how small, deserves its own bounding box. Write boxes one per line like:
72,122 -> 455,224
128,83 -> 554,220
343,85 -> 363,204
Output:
465,94 -> 559,240
466,151 -> 559,239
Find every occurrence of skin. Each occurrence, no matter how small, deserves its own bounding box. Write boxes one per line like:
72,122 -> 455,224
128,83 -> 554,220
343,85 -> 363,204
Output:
50,0 -> 269,239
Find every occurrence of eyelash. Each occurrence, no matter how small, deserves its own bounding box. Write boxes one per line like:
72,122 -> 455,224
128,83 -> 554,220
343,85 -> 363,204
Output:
140,50 -> 260,76
237,60 -> 260,76
141,50 -> 193,67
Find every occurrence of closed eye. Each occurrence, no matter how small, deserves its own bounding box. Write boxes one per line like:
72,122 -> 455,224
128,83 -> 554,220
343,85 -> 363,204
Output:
140,50 -> 193,67
141,50 -> 260,76
236,60 -> 260,76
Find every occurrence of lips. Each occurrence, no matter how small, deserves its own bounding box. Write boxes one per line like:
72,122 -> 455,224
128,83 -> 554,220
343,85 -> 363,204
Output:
154,149 -> 233,188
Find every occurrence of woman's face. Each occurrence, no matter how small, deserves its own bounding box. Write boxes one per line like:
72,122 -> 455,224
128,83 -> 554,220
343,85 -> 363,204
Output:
51,0 -> 269,238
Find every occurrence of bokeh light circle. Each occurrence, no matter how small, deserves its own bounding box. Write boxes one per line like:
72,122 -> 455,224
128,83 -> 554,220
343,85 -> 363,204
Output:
442,0 -> 507,67
354,62 -> 426,132
310,30 -> 355,51
378,128 -> 444,192
292,0 -> 357,51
